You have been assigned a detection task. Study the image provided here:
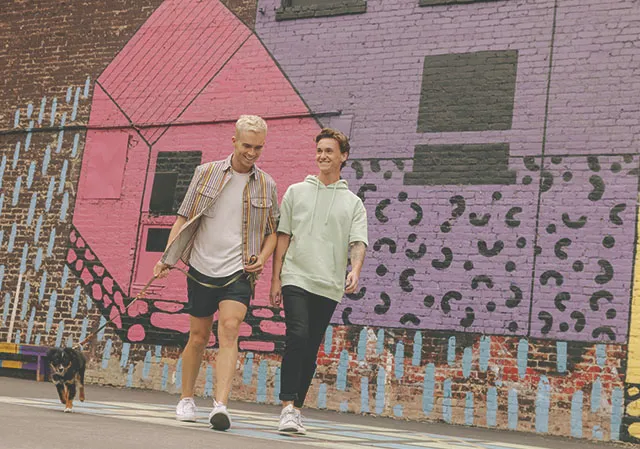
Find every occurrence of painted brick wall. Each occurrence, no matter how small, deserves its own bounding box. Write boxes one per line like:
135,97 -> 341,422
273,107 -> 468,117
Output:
1,0 -> 639,444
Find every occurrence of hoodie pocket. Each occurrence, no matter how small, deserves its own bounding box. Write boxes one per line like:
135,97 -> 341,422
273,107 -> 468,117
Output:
289,234 -> 338,289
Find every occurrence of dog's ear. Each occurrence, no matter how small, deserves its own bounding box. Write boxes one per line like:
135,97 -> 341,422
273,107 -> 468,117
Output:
63,347 -> 77,360
46,348 -> 57,360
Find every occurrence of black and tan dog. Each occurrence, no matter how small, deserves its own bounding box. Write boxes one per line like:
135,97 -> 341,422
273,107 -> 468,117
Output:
45,347 -> 87,412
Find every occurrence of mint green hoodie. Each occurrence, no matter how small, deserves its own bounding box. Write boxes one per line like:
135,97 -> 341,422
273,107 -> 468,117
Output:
278,175 -> 369,302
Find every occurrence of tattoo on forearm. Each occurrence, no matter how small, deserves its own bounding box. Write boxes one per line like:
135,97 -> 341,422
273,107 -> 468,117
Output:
350,242 -> 366,266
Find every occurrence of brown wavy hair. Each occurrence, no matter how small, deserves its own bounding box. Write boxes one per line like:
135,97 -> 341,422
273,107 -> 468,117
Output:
315,128 -> 350,169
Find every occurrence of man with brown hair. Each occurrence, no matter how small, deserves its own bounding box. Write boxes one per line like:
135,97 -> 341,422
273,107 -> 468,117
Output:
154,115 -> 279,430
270,128 -> 368,434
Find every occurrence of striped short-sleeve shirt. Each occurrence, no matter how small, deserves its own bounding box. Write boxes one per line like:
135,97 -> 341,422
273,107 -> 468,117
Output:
161,154 -> 279,267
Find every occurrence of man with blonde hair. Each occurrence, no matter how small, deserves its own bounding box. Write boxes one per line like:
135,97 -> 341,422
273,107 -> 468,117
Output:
154,115 -> 279,430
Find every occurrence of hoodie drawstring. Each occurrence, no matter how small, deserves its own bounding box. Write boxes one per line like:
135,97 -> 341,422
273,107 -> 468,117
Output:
325,183 -> 338,224
309,180 -> 320,234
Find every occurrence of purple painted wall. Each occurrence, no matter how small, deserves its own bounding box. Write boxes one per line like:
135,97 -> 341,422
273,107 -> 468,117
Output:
255,0 -> 640,342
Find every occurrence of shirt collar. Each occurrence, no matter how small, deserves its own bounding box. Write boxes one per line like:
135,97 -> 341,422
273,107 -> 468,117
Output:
223,154 -> 258,178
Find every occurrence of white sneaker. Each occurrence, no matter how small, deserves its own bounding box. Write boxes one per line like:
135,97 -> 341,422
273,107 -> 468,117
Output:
295,410 -> 307,435
176,397 -> 197,422
278,404 -> 300,433
209,400 -> 231,431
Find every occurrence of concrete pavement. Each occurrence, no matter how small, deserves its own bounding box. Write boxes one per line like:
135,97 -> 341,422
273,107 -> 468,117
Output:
0,377 -> 630,449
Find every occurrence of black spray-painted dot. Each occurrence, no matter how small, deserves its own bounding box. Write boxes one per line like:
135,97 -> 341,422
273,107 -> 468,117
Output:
384,171 -> 392,180
493,192 -> 502,201
588,175 -> 605,201
376,265 -> 388,276
546,224 -> 557,234
629,168 -> 640,176
538,311 -> 553,334
572,261 -> 584,272
587,156 -> 601,172
398,192 -> 408,202
408,234 -> 417,243
562,213 -> 587,229
559,322 -> 569,332
393,159 -> 405,170
441,222 -> 452,233
535,246 -> 542,255
516,237 -> 527,248
464,261 -> 474,271
424,295 -> 435,308
505,261 -> 516,272
487,302 -> 496,312
606,308 -> 617,319
551,156 -> 563,164
603,235 -> 615,248
624,154 -> 634,163
611,163 -> 621,173
460,308 -> 475,328
508,322 -> 519,332
370,160 -> 381,172
522,175 -> 533,185
563,172 -> 573,182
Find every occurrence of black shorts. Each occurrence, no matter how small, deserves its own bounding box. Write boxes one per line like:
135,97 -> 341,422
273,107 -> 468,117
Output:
185,266 -> 252,318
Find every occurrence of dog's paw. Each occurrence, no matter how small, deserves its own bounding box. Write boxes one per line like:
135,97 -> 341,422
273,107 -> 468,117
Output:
64,408 -> 73,413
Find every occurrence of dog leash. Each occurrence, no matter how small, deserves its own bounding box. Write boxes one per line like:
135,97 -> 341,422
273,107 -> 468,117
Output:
74,262 -> 257,349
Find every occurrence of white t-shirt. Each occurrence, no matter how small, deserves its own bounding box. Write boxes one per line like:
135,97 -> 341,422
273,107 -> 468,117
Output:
190,170 -> 250,277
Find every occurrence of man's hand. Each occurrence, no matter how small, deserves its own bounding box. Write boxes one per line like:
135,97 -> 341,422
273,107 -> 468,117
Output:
245,255 -> 265,274
345,271 -> 360,294
270,278 -> 282,308
153,261 -> 171,279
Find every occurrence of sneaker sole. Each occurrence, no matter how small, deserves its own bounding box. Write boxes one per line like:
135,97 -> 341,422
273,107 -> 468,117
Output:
210,413 -> 231,431
278,426 -> 298,433
176,416 -> 197,422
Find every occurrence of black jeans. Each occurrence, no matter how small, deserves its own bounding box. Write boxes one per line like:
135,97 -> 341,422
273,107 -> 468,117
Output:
279,285 -> 337,408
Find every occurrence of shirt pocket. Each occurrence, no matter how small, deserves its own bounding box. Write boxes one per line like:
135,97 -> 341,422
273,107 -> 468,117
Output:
250,196 -> 271,209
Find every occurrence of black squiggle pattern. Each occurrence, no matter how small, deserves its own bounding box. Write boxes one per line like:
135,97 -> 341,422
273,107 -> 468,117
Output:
506,207 -> 522,227
609,203 -> 626,225
538,311 -> 553,334
373,238 -> 397,253
592,326 -> 615,341
406,243 -> 427,260
541,171 -> 553,192
589,290 -> 613,311
432,248 -> 453,270
540,270 -> 564,286
375,199 -> 391,223
506,284 -> 522,308
441,291 -> 462,314
351,161 -> 364,179
345,287 -> 366,301
342,307 -> 353,324
554,238 -> 571,260
410,203 -> 423,226
400,268 -> 416,292
449,195 -> 466,218
588,175 -> 605,201
400,314 -> 420,326
595,260 -> 614,285
524,156 -> 540,171
562,213 -> 587,229
554,292 -> 570,312
460,307 -> 475,328
478,240 -> 504,257
469,213 -> 491,226
587,156 -> 601,172
375,293 -> 391,315
571,311 -> 586,332
472,275 -> 494,289
357,183 -> 377,202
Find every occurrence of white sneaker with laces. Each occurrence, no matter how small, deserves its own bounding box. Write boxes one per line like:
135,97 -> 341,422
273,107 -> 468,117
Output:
209,400 -> 232,431
176,397 -> 197,422
295,410 -> 307,435
278,404 -> 300,433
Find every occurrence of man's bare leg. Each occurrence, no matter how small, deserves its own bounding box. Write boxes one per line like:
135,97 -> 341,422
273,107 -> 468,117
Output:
215,300 -> 248,404
181,315 -> 214,399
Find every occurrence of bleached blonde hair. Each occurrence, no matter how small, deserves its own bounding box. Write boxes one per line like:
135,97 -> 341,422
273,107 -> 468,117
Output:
235,115 -> 268,135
